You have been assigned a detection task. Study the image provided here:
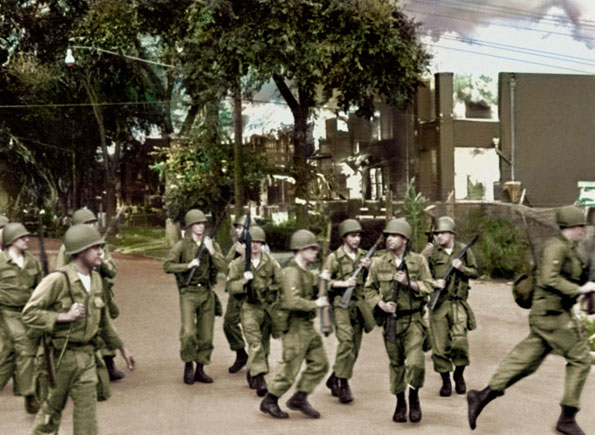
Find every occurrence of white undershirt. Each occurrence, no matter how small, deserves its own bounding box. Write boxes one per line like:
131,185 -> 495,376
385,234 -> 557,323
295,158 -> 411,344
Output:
445,247 -> 453,255
252,257 -> 261,269
8,247 -> 24,268
344,249 -> 356,261
77,272 -> 91,292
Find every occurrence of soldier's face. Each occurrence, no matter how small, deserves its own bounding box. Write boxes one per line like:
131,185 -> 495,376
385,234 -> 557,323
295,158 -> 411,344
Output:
386,234 -> 407,251
234,225 -> 244,238
191,222 -> 205,237
80,245 -> 104,269
299,246 -> 320,264
85,220 -> 98,228
251,241 -> 263,255
344,233 -> 361,250
565,225 -> 586,242
11,236 -> 29,252
436,231 -> 454,247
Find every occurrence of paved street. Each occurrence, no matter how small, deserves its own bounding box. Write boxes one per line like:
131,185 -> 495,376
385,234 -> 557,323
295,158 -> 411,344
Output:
2,241 -> 594,434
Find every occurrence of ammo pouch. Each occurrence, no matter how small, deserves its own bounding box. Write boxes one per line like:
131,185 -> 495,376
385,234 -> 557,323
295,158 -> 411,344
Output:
512,270 -> 535,309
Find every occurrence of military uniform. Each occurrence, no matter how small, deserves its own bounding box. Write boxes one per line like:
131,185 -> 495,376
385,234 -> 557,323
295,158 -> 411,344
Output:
22,263 -> 124,434
223,245 -> 247,357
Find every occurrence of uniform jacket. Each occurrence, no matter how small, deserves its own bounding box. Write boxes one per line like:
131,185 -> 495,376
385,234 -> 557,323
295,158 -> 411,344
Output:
428,240 -> 478,305
324,246 -> 368,305
280,258 -> 318,320
0,250 -> 43,308
227,252 -> 282,306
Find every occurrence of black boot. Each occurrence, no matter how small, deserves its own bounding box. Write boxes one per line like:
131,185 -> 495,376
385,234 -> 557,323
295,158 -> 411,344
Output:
556,405 -> 585,435
392,392 -> 407,423
439,372 -> 452,397
24,395 -> 40,414
183,362 -> 195,385
104,355 -> 125,381
228,348 -> 248,374
337,378 -> 354,404
247,371 -> 256,389
254,374 -> 268,397
286,392 -> 321,418
194,363 -> 213,383
454,366 -> 466,394
467,386 -> 501,430
325,372 -> 338,397
260,393 -> 289,419
409,387 -> 422,423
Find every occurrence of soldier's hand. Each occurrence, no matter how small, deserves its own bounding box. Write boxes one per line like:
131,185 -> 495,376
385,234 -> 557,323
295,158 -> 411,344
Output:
379,300 -> 396,313
68,302 -> 86,321
452,259 -> 464,272
235,243 -> 246,257
243,271 -> 254,283
578,281 -> 595,294
345,276 -> 357,287
320,269 -> 331,281
360,258 -> 372,269
119,346 -> 136,371
421,243 -> 433,257
188,258 -> 200,269
204,236 -> 215,254
395,271 -> 408,285
435,279 -> 446,289
315,296 -> 330,308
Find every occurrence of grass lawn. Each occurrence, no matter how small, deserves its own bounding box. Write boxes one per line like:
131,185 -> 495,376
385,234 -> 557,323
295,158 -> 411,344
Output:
109,226 -> 170,259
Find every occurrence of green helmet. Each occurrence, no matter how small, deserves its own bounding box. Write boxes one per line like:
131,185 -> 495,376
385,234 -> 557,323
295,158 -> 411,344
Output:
0,215 -> 8,229
434,216 -> 456,234
289,229 -> 319,250
185,209 -> 207,227
383,218 -> 412,240
338,219 -> 363,238
234,215 -> 253,227
72,208 -> 97,225
250,226 -> 266,243
556,206 -> 585,228
2,223 -> 30,246
64,224 -> 105,255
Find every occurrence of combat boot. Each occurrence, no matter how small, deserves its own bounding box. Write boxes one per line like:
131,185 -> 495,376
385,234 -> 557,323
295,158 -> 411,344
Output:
286,392 -> 321,418
194,363 -> 213,383
24,395 -> 40,414
439,372 -> 452,397
260,393 -> 289,419
228,348 -> 248,373
409,387 -> 422,423
467,386 -> 501,430
555,405 -> 585,435
104,355 -> 125,381
254,374 -> 268,397
325,372 -> 338,397
392,392 -> 407,423
246,371 -> 256,389
337,378 -> 354,404
183,362 -> 194,385
453,366 -> 466,394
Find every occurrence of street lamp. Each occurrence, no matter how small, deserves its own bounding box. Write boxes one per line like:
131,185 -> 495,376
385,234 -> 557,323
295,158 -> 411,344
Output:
64,45 -> 174,69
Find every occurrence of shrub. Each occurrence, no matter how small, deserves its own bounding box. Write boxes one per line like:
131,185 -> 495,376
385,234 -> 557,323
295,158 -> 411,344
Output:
262,218 -> 298,251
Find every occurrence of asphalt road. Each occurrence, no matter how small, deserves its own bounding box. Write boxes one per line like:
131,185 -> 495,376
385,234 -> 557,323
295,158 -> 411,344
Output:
2,240 -> 594,435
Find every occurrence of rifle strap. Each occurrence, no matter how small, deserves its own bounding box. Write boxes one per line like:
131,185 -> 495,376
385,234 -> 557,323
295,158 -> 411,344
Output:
54,271 -> 74,370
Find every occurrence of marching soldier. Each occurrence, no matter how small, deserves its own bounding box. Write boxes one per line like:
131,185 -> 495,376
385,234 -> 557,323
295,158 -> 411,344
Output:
468,206 -> 595,435
423,216 -> 478,397
260,229 -> 330,419
227,226 -> 282,397
0,214 -> 17,393
163,209 -> 226,385
23,224 -> 135,434
323,219 -> 372,404
364,218 -> 433,424
55,208 -> 125,381
0,223 -> 43,413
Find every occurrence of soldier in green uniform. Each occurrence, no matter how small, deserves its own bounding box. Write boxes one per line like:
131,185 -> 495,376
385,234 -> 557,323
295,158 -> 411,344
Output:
260,229 -> 330,419
0,214 -> 17,394
227,226 -> 282,396
467,206 -> 595,435
163,209 -> 227,385
0,223 -> 43,413
423,216 -> 478,397
55,208 -> 124,381
323,219 -> 372,404
223,215 -> 250,374
22,224 -> 135,435
364,218 -> 433,424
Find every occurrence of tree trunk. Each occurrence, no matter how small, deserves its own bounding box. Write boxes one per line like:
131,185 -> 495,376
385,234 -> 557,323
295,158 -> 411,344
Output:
233,87 -> 244,218
292,105 -> 309,229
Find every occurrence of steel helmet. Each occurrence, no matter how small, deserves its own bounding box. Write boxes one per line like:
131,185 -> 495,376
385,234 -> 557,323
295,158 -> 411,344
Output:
72,208 -> 97,225
234,215 -> 253,227
0,215 -> 8,229
184,209 -> 207,227
289,229 -> 319,250
434,216 -> 456,234
2,223 -> 30,246
556,206 -> 586,228
250,226 -> 266,243
383,218 -> 412,240
338,219 -> 363,238
64,224 -> 105,255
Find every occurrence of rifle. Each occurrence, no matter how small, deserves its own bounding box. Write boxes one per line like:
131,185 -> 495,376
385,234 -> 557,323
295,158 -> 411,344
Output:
241,214 -> 257,304
427,234 -> 479,311
337,234 -> 383,309
183,208 -> 228,287
319,221 -> 333,336
102,206 -> 127,239
385,240 -> 411,344
38,212 -> 56,388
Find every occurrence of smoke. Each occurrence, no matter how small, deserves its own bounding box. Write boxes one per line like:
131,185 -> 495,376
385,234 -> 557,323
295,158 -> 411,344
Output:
404,0 -> 595,48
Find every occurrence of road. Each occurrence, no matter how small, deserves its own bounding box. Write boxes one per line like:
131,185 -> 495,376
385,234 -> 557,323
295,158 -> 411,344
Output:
2,240 -> 594,434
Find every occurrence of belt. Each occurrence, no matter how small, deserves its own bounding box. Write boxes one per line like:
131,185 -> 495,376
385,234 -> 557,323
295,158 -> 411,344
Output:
0,304 -> 24,312
393,307 -> 423,317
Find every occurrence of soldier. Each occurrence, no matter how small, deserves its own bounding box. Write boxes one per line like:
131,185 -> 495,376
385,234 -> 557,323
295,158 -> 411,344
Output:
227,226 -> 282,397
0,214 -> 16,393
0,223 -> 43,413
223,215 -> 250,374
260,229 -> 330,419
55,208 -> 124,381
323,219 -> 372,404
22,224 -> 135,434
423,216 -> 478,397
364,218 -> 433,423
467,206 -> 595,435
163,209 -> 226,385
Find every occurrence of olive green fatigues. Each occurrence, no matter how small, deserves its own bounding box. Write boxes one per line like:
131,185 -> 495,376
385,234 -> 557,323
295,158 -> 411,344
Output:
364,251 -> 433,394
427,241 -> 478,373
267,258 -> 329,397
223,244 -> 247,352
227,253 -> 282,376
488,234 -> 591,409
163,237 -> 226,364
22,264 -> 124,435
0,250 -> 43,397
324,246 -> 368,379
